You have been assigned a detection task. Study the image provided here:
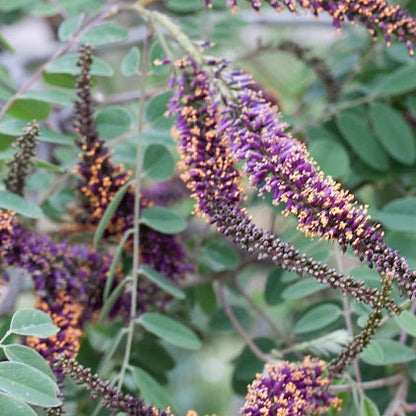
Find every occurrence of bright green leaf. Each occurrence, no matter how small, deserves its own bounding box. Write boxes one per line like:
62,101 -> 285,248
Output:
10,308 -> 59,338
0,362 -> 60,407
141,265 -> 185,300
47,54 -> 114,77
143,144 -> 174,181
58,14 -> 84,41
3,345 -> 55,380
395,310 -> 416,337
362,396 -> 380,416
0,191 -> 43,219
376,65 -> 416,97
0,392 -> 37,416
21,90 -> 74,107
145,91 -> 173,126
295,304 -> 342,334
361,339 -> 416,365
336,112 -> 389,171
369,102 -> 415,165
96,106 -> 131,139
81,22 -> 128,46
132,367 -> 173,409
121,47 -> 140,76
199,240 -> 240,273
141,206 -> 187,234
8,99 -> 50,121
138,313 -> 201,350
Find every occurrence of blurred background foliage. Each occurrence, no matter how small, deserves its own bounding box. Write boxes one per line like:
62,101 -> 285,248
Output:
1,0 -> 416,415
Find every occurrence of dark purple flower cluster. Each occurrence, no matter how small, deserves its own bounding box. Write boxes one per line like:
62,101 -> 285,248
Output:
206,0 -> 416,54
219,71 -> 416,298
168,62 -> 397,312
241,357 -> 341,416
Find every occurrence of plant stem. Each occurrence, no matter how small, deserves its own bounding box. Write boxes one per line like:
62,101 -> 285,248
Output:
330,374 -> 403,393
116,27 -> 151,390
216,281 -> 269,362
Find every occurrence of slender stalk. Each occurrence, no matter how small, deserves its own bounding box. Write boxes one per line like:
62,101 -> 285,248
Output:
216,281 -> 269,362
116,27 -> 151,390
330,374 -> 403,393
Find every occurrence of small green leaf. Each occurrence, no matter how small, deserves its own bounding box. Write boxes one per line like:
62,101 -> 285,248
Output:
47,54 -> 114,77
264,268 -> 285,306
96,106 -> 131,139
138,313 -> 201,350
282,279 -> 326,300
0,34 -> 13,52
0,118 -> 26,136
143,144 -> 174,181
93,180 -> 132,247
145,91 -> 173,127
8,99 -> 50,121
294,304 -> 342,334
362,396 -> 380,416
58,14 -> 84,41
198,240 -> 240,273
149,42 -> 170,76
0,191 -> 43,219
38,127 -> 74,145
376,65 -> 416,97
0,362 -> 60,407
141,265 -> 185,300
336,112 -> 389,171
121,47 -> 140,76
0,392 -> 37,416
21,90 -> 74,107
395,310 -> 416,337
81,22 -> 128,46
166,0 -> 202,13
141,207 -> 187,234
132,367 -> 173,409
33,158 -> 63,173
309,139 -> 350,179
99,277 -> 131,322
361,339 -> 416,365
3,344 -> 55,380
372,197 -> 416,232
369,102 -> 415,165
10,308 -> 59,338
209,306 -> 250,332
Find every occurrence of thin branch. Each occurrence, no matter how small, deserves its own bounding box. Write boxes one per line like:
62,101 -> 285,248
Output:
330,374 -> 403,393
216,281 -> 269,362
383,378 -> 409,416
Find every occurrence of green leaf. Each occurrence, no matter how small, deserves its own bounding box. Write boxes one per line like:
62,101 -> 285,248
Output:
132,367 -> 173,409
369,102 -> 415,165
0,392 -> 37,416
93,180 -> 132,247
96,106 -> 131,139
81,22 -> 128,46
264,268 -> 285,305
0,118 -> 26,136
395,310 -> 416,337
8,99 -> 50,121
0,0 -> 37,11
194,283 -> 217,314
121,47 -> 140,76
361,341 -> 384,364
145,91 -> 173,126
372,197 -> 416,232
209,306 -> 250,331
143,144 -> 174,181
138,313 -> 201,350
38,127 -> 74,145
58,13 -> 84,41
294,304 -> 342,334
149,42 -> 170,76
33,158 -> 63,173
0,362 -> 60,407
199,240 -> 240,273
21,90 -> 74,107
3,345 -> 55,380
361,339 -> 416,365
0,34 -> 13,52
309,139 -> 350,179
375,65 -> 416,97
47,53 -> 114,77
336,112 -> 389,171
140,265 -> 185,300
281,279 -> 326,300
99,277 -> 131,322
0,191 -> 43,219
10,308 -> 59,338
362,396 -> 380,416
141,206 -> 187,234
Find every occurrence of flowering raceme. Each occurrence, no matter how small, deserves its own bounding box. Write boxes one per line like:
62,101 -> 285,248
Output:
218,70 -> 416,299
241,357 -> 341,416
206,0 -> 416,54
168,62 -> 396,312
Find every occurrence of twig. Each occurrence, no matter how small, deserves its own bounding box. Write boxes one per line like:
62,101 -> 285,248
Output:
0,2 -> 119,121
330,374 -> 403,393
93,86 -> 169,106
399,300 -> 416,344
334,246 -> 362,384
383,378 -> 409,416
216,281 -> 269,362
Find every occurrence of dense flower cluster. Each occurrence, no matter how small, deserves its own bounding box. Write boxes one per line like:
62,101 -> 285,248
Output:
206,0 -> 416,54
74,45 -> 190,309
241,357 -> 341,415
5,121 -> 38,196
168,63 -> 397,312
219,70 -> 416,299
